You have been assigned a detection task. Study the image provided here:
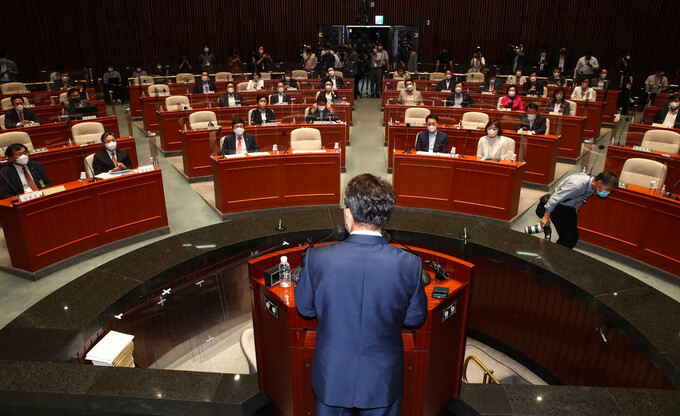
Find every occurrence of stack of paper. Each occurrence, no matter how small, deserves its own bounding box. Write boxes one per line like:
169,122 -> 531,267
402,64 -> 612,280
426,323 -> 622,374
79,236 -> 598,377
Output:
86,330 -> 135,367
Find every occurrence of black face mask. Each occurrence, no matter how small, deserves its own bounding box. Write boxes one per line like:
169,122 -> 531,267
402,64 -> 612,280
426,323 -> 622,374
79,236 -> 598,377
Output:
72,97 -> 81,102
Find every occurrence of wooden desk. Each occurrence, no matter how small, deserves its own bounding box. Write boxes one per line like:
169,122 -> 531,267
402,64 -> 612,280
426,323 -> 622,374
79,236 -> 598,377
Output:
393,151 -> 525,220
624,123 -> 680,147
3,115 -> 120,149
578,182 -> 680,276
27,100 -> 107,124
211,150 -> 340,214
384,105 -> 584,159
249,245 -> 471,416
157,104 -> 351,152
0,136 -> 138,186
180,123 -> 348,178
0,88 -> 97,107
386,124 -> 558,185
0,169 -> 167,272
604,145 -> 680,190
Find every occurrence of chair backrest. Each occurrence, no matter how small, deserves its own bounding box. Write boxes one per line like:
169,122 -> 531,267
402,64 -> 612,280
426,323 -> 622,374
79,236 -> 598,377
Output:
148,84 -> 170,97
397,80 -> 416,91
404,107 -> 430,124
334,71 -> 343,78
466,73 -> 484,82
189,111 -> 217,130
290,127 -> 322,151
496,97 -> 504,110
504,136 -> 516,160
59,92 -> 68,104
566,100 -> 577,114
641,129 -> 680,154
506,75 -> 527,85
0,115 -> 5,130
542,88 -> 548,98
219,135 -> 226,149
291,70 -> 308,79
589,89 -> 597,101
0,82 -> 27,94
0,131 -> 34,156
544,118 -> 550,135
236,81 -> 249,92
215,72 -> 232,83
165,95 -> 190,111
71,122 -> 105,144
1,96 -> 29,110
461,112 -> 489,129
429,72 -> 446,81
85,154 -> 96,178
260,73 -> 271,80
620,158 -> 668,188
247,108 -> 255,125
175,73 -> 195,83
130,76 -> 154,86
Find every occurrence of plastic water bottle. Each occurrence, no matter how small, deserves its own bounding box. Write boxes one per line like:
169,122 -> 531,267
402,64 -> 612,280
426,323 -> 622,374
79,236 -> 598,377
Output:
279,256 -> 291,287
68,138 -> 73,147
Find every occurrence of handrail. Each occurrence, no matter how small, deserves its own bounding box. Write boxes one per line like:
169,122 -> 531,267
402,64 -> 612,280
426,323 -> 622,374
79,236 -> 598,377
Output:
462,355 -> 500,384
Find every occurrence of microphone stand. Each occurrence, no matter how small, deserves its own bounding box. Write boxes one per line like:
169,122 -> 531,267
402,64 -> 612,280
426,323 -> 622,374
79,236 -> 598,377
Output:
404,123 -> 412,154
460,129 -> 471,158
662,177 -> 680,200
588,144 -> 606,175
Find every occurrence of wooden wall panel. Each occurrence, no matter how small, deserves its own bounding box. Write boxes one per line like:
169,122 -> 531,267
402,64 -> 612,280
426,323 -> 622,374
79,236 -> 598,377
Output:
2,0 -> 680,93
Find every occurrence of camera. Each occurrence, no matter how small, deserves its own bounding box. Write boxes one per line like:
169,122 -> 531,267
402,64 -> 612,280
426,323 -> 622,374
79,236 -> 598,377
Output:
525,223 -> 552,240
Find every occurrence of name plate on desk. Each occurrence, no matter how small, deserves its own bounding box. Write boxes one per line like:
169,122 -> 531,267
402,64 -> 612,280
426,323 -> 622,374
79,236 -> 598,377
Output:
32,148 -> 48,153
275,102 -> 289,105
207,125 -> 222,130
481,91 -> 494,95
42,185 -> 66,196
632,146 -> 653,152
137,165 -> 155,173
261,122 -> 279,126
312,121 -> 333,124
618,182 -> 628,188
441,90 -> 451,93
245,152 -> 271,157
224,154 -> 247,159
82,115 -> 97,120
18,191 -> 43,202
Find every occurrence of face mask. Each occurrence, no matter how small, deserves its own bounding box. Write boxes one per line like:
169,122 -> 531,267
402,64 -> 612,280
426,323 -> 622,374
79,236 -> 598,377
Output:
136,68 -> 142,72
378,46 -> 383,50
71,96 -> 81,102
15,105 -> 24,111
233,127 -> 244,136
597,184 -> 610,198
530,76 -> 537,82
427,125 -> 437,133
582,84 -> 589,89
455,87 -> 462,94
406,85 -> 413,91
157,65 -> 162,70
204,48 -> 209,53
508,91 -> 516,97
61,77 -> 69,82
259,102 -> 267,108
317,105 -> 326,112
527,114 -> 537,121
227,87 -> 234,94
487,128 -> 498,138
373,48 -> 378,53
489,78 -> 496,83
105,141 -> 117,151
446,74 -> 452,80
15,154 -> 29,165
600,74 -> 607,79
259,49 -> 264,54
515,72 -> 521,77
328,71 -> 335,77
554,73 -> 560,78
555,94 -> 563,100
626,55 -> 631,60
278,87 -> 284,93
285,76 -> 291,81
107,68 -> 113,72
325,85 -> 332,91
202,76 -> 208,82
670,102 -> 680,110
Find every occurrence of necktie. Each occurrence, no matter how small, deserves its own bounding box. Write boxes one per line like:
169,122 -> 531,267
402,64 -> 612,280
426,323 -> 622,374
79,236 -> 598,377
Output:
111,151 -> 118,165
23,167 -> 38,191
18,110 -> 24,122
237,137 -> 243,153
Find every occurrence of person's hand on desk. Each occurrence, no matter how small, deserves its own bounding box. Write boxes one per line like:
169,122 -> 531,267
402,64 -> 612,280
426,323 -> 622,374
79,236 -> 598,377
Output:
517,128 -> 533,135
110,162 -> 126,172
326,103 -> 334,113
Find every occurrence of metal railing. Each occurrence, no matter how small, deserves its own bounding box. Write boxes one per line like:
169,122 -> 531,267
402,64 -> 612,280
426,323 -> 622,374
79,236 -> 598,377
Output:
462,355 -> 500,384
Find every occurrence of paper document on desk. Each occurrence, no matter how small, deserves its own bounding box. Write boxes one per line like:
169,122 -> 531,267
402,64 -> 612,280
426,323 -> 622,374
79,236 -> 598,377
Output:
292,150 -> 327,154
224,153 -> 247,159
415,151 -> 452,157
86,330 -> 134,365
95,170 -> 135,180
246,152 -> 271,157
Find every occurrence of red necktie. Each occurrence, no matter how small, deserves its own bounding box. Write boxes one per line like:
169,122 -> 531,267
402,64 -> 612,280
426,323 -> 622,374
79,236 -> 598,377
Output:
23,167 -> 38,191
18,110 -> 24,122
111,151 -> 118,165
237,137 -> 243,153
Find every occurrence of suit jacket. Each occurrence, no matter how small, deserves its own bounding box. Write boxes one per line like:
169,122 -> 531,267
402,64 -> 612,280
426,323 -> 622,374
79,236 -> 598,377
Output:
4,108 -> 41,128
650,107 -> 680,128
295,233 -> 427,408
321,76 -> 345,89
220,132 -> 259,155
217,92 -> 244,107
444,92 -> 475,107
415,130 -> 449,153
546,75 -> 566,86
305,107 -> 338,122
522,80 -> 544,96
481,79 -> 504,94
436,78 -> 456,91
269,92 -> 292,104
544,100 -> 570,115
250,107 -> 275,125
0,161 -> 52,199
193,80 -> 217,94
397,90 -> 423,105
281,78 -> 300,89
515,113 -> 547,135
92,148 -> 133,175
316,91 -> 340,103
591,77 -> 609,90
63,99 -> 95,116
551,54 -> 572,73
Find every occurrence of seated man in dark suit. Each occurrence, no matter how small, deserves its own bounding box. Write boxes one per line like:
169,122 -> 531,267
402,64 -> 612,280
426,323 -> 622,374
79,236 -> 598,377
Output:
547,68 -> 566,87
0,143 -> 52,199
4,95 -> 41,128
281,70 -> 300,89
591,68 -> 609,90
515,103 -> 547,135
305,96 -> 338,122
220,118 -> 260,155
217,81 -> 244,107
445,82 -> 475,107
250,94 -> 275,125
270,81 -> 292,105
436,70 -> 456,91
92,132 -> 133,175
522,72 -> 544,96
193,71 -> 217,94
52,71 -> 84,91
320,66 -> 345,90
62,88 -> 95,118
650,94 -> 680,128
481,71 -> 503,94
415,113 -> 449,153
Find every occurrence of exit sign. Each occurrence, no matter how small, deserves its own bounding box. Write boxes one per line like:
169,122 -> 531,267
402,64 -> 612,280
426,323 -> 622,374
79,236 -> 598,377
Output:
375,15 -> 384,24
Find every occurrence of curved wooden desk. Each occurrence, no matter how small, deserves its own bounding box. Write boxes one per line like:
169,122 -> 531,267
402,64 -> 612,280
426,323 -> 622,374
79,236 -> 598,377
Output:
604,144 -> 680,190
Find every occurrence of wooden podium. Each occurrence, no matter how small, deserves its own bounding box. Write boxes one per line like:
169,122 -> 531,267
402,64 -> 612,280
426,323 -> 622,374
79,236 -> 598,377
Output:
249,244 -> 472,416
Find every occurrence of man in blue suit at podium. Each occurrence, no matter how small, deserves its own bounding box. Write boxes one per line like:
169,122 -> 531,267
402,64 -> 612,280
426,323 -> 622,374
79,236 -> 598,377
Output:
295,173 -> 428,416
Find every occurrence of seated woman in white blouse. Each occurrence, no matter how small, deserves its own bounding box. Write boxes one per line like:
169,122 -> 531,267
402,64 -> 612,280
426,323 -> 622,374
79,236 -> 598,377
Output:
246,71 -> 265,91
476,119 -> 509,160
570,77 -> 596,101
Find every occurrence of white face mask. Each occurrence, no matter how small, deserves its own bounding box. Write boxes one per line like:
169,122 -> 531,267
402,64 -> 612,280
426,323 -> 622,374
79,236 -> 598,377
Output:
554,73 -> 560,78
427,125 -> 437,133
107,68 -> 114,72
285,76 -> 291,81
15,154 -> 29,165
15,105 -> 24,111
278,87 -> 284,93
373,48 -> 378,53
136,68 -> 142,72
487,128 -> 498,138
508,91 -> 516,97
555,94 -> 563,100
227,87 -> 234,94
317,105 -> 326,112
445,74 -> 452,80
328,71 -> 335,77
201,76 -> 208,82
61,76 -> 69,82
157,65 -> 162,70
670,102 -> 680,110
455,87 -> 462,94
515,72 -> 522,77
406,85 -> 413,91
259,49 -> 264,54
378,46 -> 383,50
530,76 -> 537,82
233,127 -> 244,136
105,141 -> 117,151
600,74 -> 607,79
204,48 -> 209,53
527,114 -> 537,121
325,85 -> 332,91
